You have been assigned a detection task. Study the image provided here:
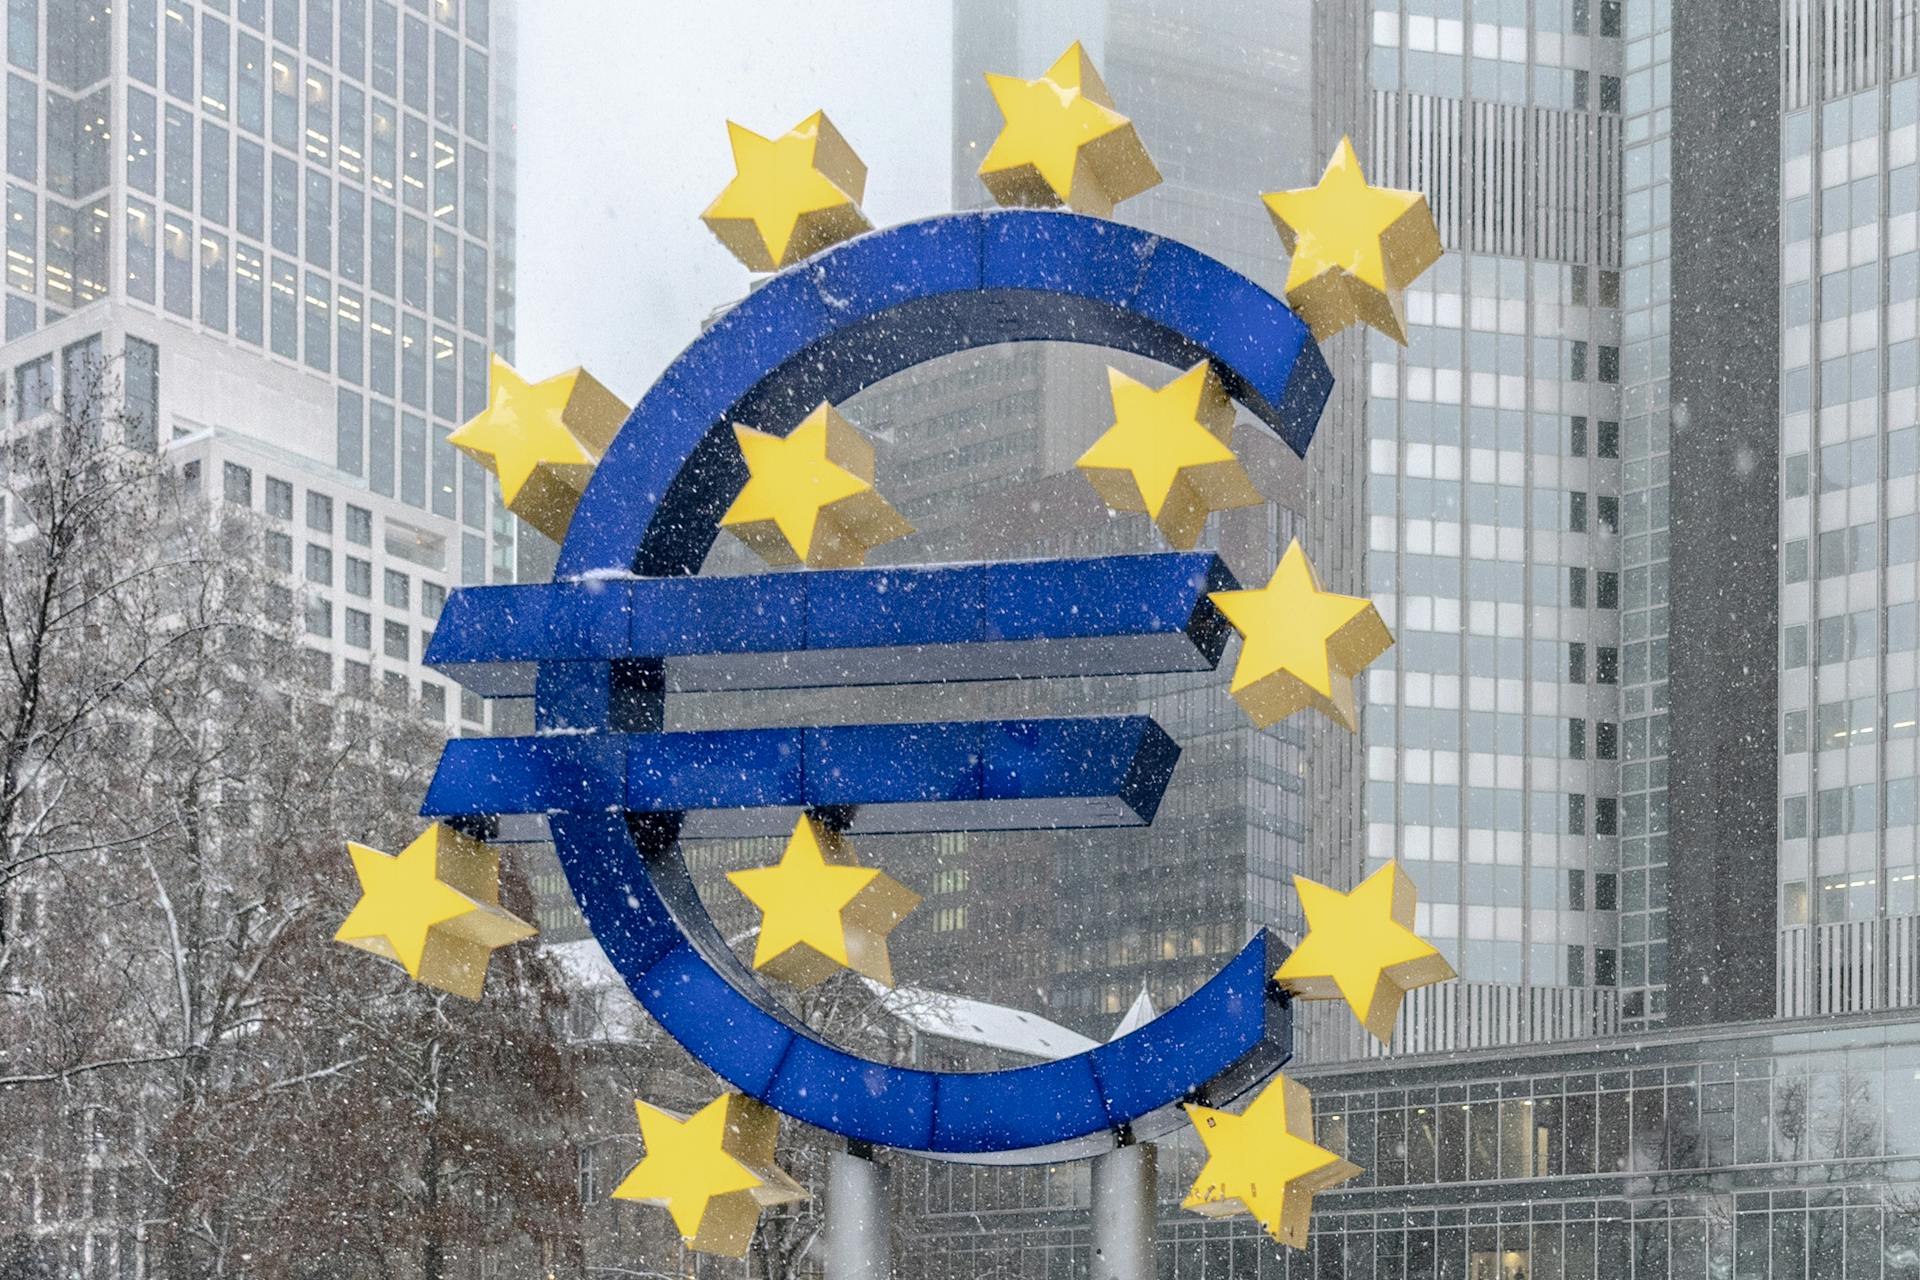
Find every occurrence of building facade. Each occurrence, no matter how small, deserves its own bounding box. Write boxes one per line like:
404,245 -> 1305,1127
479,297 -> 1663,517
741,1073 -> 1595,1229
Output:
0,0 -> 518,729
1343,0 -> 1634,1050
898,1009 -> 1920,1280
1771,0 -> 1920,1019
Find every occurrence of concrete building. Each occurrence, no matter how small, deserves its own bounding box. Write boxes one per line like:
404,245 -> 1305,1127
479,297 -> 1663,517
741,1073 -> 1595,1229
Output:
0,0 -> 518,730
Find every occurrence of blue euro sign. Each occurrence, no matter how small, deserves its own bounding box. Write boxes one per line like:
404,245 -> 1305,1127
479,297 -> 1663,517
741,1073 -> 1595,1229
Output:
422,210 -> 1332,1161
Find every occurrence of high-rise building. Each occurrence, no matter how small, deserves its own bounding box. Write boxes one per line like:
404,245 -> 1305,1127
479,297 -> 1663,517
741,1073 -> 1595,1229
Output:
0,0 -> 517,725
1329,0 -> 1635,1051
1769,0 -> 1920,1018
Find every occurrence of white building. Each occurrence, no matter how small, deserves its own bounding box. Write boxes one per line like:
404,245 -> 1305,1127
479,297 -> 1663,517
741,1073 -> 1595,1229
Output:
0,0 -> 518,728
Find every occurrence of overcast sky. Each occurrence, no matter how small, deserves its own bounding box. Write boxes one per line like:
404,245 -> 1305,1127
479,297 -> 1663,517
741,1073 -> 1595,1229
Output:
514,3 -> 955,405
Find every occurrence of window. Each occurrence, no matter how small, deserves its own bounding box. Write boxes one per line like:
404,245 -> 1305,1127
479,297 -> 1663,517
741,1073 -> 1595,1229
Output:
1594,948 -> 1616,986
265,476 -> 293,519
1596,496 -> 1618,535
270,257 -> 296,358
1568,567 -> 1587,608
1569,870 -> 1587,911
421,680 -> 445,718
14,352 -> 53,417
1595,721 -> 1617,760
1596,420 -> 1619,459
1599,0 -> 1622,36
236,32 -> 264,133
1595,646 -> 1619,684
306,491 -> 333,533
1595,873 -> 1618,911
1567,718 -> 1585,759
1568,794 -> 1586,835
383,618 -> 408,660
1568,491 -> 1587,533
305,596 -> 332,638
1569,415 -> 1587,457
421,580 -> 445,618
305,543 -> 332,585
1599,75 -> 1622,112
223,461 -> 252,505
346,503 -> 372,545
1596,571 -> 1618,609
1570,340 -> 1588,381
1568,642 -> 1586,683
345,607 -> 371,648
345,555 -> 371,596
264,529 -> 291,571
202,12 -> 230,116
1594,797 -> 1617,836
384,568 -> 409,608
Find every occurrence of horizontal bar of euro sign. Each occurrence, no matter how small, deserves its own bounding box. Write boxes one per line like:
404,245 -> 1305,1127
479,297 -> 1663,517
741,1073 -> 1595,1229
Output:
421,552 -> 1238,698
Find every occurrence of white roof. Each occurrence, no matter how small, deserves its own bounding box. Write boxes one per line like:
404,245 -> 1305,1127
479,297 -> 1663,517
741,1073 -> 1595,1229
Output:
1109,985 -> 1158,1040
864,979 -> 1098,1060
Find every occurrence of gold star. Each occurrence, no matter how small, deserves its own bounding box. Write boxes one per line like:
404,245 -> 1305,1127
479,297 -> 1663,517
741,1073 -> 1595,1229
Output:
726,814 -> 921,989
448,356 -> 626,543
1182,1073 -> 1360,1248
1208,540 -> 1393,731
1076,360 -> 1264,549
334,823 -> 536,1000
978,42 -> 1160,216
718,402 -> 913,569
612,1093 -> 807,1259
1275,863 -> 1457,1043
701,111 -> 873,272
1262,136 -> 1444,343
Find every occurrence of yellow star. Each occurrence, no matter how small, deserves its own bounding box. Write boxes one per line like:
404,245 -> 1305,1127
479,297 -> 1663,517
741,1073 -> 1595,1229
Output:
612,1093 -> 807,1259
1208,540 -> 1393,731
727,814 -> 921,988
701,111 -> 873,272
1076,360 -> 1264,549
1262,136 -> 1444,343
1182,1073 -> 1360,1248
719,402 -> 913,569
1275,862 -> 1457,1043
448,356 -> 626,543
334,823 -> 537,1000
978,41 -> 1160,216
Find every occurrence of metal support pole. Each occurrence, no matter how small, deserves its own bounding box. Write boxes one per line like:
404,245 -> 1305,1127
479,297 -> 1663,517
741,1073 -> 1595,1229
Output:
823,1143 -> 890,1280
1090,1140 -> 1157,1280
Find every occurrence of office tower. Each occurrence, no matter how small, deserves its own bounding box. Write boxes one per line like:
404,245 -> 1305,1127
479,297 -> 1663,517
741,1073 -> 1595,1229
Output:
0,0 -> 517,726
1771,0 -> 1920,1016
1333,0 -> 1633,1052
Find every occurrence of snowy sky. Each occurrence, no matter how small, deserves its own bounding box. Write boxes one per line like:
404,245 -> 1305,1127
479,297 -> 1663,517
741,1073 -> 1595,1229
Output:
513,2 -> 955,405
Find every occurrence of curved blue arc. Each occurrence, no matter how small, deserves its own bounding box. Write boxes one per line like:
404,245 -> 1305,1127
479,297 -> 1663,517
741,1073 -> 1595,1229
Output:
513,210 -> 1322,1158
554,209 -> 1330,580
550,810 -> 1289,1160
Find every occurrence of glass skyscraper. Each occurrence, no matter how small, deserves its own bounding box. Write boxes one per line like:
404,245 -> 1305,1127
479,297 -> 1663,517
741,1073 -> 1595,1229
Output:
1776,1 -> 1920,1016
0,0 -> 517,726
1344,0 -> 1633,1052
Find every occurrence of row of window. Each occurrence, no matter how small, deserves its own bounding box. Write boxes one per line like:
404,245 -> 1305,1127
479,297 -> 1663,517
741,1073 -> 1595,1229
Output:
119,88 -> 494,261
9,334 -> 158,443
1783,687 -> 1920,754
1367,782 -> 1620,837
1370,706 -> 1598,755
1381,553 -> 1622,609
1784,778 -> 1920,839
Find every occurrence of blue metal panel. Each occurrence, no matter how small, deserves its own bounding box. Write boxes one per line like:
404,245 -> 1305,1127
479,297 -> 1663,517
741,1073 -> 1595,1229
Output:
762,1036 -> 940,1152
930,1054 -> 1112,1155
421,736 -> 623,819
626,728 -> 805,814
1089,935 -> 1281,1121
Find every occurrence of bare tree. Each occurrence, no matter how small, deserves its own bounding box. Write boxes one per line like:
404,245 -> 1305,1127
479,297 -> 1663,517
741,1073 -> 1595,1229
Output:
0,364 -> 585,1278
